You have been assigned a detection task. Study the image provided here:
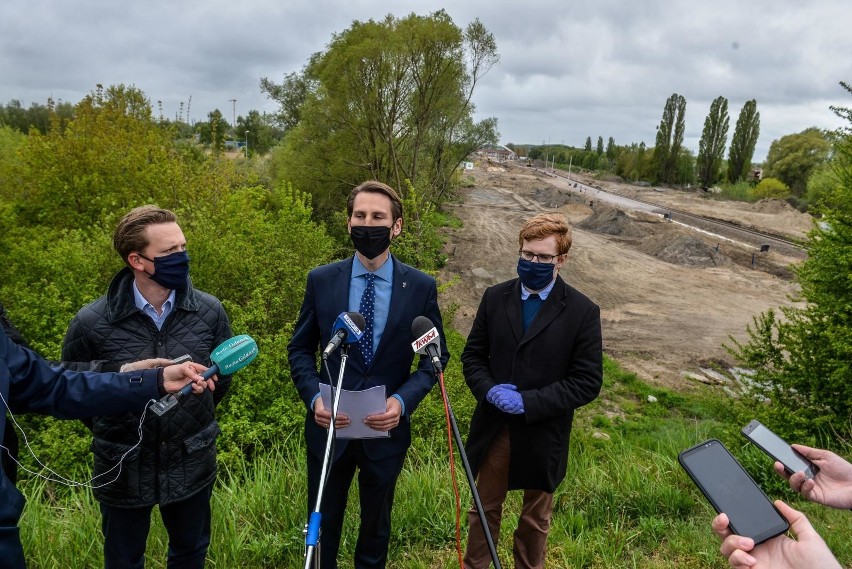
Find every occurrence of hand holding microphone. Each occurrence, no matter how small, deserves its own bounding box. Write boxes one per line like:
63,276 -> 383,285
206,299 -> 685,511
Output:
151,335 -> 259,416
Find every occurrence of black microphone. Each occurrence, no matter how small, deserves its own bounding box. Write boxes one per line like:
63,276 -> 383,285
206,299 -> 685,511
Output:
322,312 -> 366,359
411,315 -> 442,372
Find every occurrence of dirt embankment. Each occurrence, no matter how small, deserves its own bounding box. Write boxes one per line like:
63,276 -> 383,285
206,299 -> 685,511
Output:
438,163 -> 808,391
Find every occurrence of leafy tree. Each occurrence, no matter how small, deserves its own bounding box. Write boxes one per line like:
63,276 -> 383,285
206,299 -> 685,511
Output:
596,136 -> 604,156
12,84 -> 219,228
676,147 -> 696,186
805,82 -> 852,214
605,137 -> 616,160
728,86 -> 852,436
806,161 -> 846,214
762,127 -> 831,197
614,141 -> 654,182
235,110 -> 282,156
751,177 -> 789,199
0,98 -> 74,134
584,136 -> 592,152
727,99 -> 760,183
264,10 -> 499,217
259,71 -> 310,133
696,96 -> 729,188
0,125 -> 25,201
653,93 -> 686,184
0,84 -> 337,475
198,109 -> 228,155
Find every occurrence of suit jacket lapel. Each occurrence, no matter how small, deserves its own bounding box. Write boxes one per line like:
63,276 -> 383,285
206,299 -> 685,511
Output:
520,276 -> 567,345
505,279 -> 524,342
372,257 -> 407,365
332,258 -> 364,369
332,258 -> 353,318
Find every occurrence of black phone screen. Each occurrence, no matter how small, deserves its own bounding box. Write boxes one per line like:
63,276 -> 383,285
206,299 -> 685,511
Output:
741,420 -> 816,477
679,439 -> 789,543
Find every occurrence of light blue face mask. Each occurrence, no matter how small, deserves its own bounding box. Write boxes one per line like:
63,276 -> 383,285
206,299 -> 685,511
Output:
516,258 -> 555,291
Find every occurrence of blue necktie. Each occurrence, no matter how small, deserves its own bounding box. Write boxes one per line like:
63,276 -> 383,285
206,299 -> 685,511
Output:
359,273 -> 376,366
522,293 -> 543,333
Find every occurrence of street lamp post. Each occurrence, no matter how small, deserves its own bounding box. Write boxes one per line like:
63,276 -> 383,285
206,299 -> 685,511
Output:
245,130 -> 249,158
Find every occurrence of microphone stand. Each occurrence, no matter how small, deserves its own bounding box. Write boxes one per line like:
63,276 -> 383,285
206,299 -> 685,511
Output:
303,346 -> 349,569
434,367 -> 502,569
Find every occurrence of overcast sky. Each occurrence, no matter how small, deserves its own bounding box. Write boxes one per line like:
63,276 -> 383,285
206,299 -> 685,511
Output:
2,0 -> 851,161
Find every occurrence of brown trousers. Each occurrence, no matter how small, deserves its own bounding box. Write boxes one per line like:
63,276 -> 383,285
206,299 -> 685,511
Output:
464,427 -> 554,569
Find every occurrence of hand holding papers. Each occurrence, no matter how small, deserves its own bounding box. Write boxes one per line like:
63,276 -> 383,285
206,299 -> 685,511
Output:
319,384 -> 390,439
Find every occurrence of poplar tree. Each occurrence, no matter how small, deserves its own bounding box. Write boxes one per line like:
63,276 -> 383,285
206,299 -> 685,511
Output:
606,136 -> 616,160
653,93 -> 686,184
696,96 -> 730,188
727,99 -> 760,182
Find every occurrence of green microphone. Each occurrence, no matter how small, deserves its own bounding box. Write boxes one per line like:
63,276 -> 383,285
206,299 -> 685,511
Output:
151,335 -> 258,415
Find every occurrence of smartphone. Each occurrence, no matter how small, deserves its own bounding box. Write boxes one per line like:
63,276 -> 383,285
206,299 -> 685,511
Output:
741,419 -> 819,479
170,354 -> 192,365
679,439 -> 789,544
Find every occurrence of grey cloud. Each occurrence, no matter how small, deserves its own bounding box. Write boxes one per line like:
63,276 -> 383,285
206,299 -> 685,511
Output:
1,0 -> 851,160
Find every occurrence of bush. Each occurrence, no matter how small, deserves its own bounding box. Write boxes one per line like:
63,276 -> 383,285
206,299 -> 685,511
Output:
751,176 -> 789,199
183,183 -> 335,466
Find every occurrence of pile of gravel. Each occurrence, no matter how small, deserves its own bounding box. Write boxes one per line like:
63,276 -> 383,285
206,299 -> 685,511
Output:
640,234 -> 730,266
578,207 -> 647,237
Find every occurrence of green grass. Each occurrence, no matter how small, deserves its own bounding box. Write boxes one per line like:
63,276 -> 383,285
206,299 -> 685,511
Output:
711,181 -> 757,202
18,356 -> 852,568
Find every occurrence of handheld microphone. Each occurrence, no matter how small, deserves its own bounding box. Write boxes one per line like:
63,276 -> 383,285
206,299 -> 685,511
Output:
151,334 -> 259,416
411,315 -> 442,372
322,312 -> 366,359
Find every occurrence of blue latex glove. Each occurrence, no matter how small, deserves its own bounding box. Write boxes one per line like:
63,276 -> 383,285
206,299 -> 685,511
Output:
485,384 -> 504,406
492,384 -> 524,415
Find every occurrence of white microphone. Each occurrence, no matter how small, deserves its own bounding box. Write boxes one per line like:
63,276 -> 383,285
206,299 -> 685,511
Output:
322,312 -> 366,359
411,315 -> 442,372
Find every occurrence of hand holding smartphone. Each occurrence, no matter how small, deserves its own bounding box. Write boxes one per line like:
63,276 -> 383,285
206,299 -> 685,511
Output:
741,419 -> 819,480
679,439 -> 789,544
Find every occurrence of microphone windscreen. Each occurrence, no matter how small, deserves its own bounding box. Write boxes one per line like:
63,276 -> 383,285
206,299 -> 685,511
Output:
346,311 -> 366,331
411,315 -> 434,338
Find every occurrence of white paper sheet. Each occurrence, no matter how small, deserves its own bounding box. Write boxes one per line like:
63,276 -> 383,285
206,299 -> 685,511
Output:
319,384 -> 390,439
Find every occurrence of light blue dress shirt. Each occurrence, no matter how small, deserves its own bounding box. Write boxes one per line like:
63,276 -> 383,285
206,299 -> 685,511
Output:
349,253 -> 394,354
520,276 -> 556,301
132,281 -> 175,330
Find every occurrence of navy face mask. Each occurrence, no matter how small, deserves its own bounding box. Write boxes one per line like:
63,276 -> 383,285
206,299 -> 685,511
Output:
350,225 -> 392,260
140,250 -> 190,291
516,258 -> 556,291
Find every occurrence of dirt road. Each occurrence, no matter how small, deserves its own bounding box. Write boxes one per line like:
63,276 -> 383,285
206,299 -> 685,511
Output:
438,163 -> 808,390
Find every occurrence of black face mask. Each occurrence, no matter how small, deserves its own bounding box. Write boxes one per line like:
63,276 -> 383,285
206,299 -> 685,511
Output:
350,225 -> 392,260
140,250 -> 190,291
517,258 -> 556,291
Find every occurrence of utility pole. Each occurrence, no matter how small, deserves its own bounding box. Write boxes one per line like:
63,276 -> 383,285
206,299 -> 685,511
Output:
229,98 -> 237,127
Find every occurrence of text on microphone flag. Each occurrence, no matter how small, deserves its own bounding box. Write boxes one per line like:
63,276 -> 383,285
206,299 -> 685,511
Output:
412,328 -> 438,351
343,313 -> 363,337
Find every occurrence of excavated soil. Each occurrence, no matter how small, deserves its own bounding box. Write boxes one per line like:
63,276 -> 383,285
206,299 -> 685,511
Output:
437,163 -> 810,390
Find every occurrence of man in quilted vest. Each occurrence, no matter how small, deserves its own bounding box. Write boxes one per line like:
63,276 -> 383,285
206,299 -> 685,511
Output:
62,206 -> 233,569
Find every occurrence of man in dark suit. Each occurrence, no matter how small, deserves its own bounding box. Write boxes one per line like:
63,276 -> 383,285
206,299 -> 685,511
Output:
288,180 -> 449,569
462,212 -> 603,569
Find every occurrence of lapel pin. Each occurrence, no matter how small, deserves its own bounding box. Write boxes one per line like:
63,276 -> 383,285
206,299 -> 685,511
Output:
402,281 -> 407,288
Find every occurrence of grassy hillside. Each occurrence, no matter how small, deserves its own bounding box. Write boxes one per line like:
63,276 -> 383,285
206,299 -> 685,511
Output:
18,335 -> 851,568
